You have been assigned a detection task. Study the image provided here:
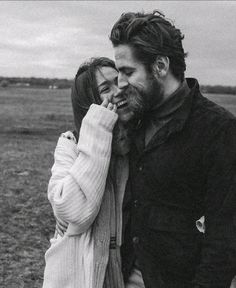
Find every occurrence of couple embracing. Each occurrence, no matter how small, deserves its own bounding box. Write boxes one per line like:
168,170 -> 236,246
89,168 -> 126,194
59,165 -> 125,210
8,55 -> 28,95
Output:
43,10 -> 236,288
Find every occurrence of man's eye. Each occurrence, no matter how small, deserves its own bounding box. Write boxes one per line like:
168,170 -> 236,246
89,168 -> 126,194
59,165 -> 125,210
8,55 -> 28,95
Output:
125,71 -> 133,77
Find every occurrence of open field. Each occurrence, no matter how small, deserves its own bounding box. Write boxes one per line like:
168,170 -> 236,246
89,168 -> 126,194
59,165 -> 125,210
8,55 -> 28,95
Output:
0,87 -> 73,288
205,93 -> 236,115
0,87 -> 236,287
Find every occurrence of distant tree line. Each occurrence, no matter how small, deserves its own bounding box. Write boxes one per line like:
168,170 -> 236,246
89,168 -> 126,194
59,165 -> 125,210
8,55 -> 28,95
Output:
0,77 -> 73,89
0,77 -> 236,95
201,85 -> 236,95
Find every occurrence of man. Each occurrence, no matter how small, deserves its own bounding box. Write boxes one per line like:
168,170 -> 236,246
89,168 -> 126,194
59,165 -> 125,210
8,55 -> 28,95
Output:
109,10 -> 236,288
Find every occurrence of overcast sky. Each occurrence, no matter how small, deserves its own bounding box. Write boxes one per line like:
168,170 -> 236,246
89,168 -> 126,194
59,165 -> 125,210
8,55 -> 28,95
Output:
0,1 -> 236,85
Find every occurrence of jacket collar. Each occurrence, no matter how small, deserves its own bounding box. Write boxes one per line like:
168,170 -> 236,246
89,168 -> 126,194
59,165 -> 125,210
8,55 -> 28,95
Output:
133,78 -> 199,154
148,78 -> 190,120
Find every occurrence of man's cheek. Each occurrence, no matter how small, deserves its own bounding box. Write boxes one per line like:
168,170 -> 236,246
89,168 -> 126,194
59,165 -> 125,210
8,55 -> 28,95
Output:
131,94 -> 144,112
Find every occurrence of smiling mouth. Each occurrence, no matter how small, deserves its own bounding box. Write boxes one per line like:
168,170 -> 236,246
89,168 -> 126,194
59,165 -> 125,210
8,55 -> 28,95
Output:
117,100 -> 127,109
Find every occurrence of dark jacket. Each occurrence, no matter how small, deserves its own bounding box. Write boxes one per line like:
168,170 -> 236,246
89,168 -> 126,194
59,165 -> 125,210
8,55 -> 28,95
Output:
121,78 -> 236,288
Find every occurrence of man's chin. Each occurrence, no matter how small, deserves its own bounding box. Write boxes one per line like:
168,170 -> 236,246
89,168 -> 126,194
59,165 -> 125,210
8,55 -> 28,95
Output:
117,109 -> 135,123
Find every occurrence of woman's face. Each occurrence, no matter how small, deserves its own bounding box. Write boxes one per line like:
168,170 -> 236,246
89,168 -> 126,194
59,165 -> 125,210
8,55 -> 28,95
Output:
96,66 -> 134,123
95,66 -> 120,102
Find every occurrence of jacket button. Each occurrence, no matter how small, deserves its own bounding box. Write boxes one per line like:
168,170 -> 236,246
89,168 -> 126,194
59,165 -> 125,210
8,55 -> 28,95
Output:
132,236 -> 139,244
138,166 -> 143,171
134,200 -> 138,208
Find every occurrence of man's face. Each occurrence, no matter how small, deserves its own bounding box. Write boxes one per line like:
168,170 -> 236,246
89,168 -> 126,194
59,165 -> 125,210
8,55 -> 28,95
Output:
114,44 -> 164,120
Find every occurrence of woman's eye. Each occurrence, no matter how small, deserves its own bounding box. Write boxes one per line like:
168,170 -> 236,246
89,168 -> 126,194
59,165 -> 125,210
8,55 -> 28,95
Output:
101,87 -> 110,93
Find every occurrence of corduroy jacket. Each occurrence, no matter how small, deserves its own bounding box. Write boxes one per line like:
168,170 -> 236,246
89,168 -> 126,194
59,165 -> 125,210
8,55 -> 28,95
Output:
121,78 -> 236,288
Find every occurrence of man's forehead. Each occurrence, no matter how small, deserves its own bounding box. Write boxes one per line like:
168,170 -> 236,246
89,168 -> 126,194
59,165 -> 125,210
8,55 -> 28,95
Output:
114,44 -> 133,60
114,45 -> 144,72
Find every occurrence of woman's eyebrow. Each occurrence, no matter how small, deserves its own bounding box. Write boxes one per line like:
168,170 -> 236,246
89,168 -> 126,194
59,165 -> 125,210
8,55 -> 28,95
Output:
98,79 -> 110,88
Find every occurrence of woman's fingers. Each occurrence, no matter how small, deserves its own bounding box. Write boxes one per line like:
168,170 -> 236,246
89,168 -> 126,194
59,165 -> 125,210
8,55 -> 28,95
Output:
101,98 -> 109,107
107,103 -> 118,112
112,104 -> 117,112
101,98 -> 117,113
107,103 -> 114,110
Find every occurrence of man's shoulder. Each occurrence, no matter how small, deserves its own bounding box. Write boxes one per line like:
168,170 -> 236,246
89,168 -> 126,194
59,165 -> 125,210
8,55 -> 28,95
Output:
190,92 -> 236,129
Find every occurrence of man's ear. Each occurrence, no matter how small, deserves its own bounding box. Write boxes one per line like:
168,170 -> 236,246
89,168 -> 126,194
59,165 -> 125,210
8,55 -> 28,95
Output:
152,56 -> 169,78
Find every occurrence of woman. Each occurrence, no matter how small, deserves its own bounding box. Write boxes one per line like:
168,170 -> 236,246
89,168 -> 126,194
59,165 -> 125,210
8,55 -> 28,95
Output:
43,57 -> 131,288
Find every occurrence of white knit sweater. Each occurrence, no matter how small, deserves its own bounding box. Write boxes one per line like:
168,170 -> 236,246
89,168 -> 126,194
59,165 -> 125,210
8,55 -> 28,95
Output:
43,104 -> 118,288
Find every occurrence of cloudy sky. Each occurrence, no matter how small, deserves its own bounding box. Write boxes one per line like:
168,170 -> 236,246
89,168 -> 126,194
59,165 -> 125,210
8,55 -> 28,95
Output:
0,1 -> 236,85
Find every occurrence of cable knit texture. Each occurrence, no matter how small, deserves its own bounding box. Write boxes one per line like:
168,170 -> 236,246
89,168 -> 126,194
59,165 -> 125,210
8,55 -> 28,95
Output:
42,104 -> 126,288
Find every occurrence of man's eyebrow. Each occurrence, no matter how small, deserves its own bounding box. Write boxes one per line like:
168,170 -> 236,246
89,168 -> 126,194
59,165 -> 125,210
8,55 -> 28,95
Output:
117,66 -> 134,72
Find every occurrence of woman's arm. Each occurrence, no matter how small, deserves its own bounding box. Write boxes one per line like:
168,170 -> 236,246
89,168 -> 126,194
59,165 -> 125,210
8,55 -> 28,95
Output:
48,104 -> 118,234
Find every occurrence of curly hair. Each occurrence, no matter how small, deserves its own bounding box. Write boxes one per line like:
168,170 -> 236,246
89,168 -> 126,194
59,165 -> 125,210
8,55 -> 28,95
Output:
109,10 -> 187,82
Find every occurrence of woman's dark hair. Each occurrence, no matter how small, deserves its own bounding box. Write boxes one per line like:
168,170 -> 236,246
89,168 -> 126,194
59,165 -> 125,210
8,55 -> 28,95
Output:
71,57 -> 116,134
109,10 -> 187,81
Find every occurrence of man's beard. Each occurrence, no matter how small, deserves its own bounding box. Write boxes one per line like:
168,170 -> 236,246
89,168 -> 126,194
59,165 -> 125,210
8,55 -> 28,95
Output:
124,77 -> 163,120
124,84 -> 146,119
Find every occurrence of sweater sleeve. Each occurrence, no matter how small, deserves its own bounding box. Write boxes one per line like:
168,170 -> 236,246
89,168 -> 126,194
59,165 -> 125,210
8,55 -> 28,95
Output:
48,104 -> 118,233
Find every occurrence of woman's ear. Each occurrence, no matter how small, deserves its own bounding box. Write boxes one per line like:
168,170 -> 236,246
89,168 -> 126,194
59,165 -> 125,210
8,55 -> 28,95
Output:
152,56 -> 169,78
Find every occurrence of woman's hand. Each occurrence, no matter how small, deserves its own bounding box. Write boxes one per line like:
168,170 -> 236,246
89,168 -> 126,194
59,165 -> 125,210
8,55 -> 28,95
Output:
101,97 -> 117,112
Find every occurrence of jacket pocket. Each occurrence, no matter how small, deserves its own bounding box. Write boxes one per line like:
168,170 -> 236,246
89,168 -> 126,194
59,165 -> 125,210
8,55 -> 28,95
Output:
147,206 -> 202,276
148,206 -> 198,234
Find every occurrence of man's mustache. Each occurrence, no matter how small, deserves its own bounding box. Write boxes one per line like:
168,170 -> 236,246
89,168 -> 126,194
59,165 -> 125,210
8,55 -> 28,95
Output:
123,84 -> 148,114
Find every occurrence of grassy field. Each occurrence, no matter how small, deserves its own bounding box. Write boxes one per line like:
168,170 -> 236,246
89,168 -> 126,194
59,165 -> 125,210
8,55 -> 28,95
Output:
0,87 -> 73,288
0,87 -> 236,287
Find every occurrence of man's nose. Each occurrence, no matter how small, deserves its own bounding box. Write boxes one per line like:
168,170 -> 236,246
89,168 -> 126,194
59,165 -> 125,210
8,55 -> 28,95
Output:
118,73 -> 128,90
113,85 -> 122,98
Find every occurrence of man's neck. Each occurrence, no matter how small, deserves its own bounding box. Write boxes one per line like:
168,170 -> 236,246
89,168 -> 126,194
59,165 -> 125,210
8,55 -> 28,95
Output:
150,75 -> 182,111
163,75 -> 182,101
144,77 -> 187,146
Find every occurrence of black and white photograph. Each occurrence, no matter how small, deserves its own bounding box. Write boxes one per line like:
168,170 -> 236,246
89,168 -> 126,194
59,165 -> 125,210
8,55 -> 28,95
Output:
1,1 -> 236,287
